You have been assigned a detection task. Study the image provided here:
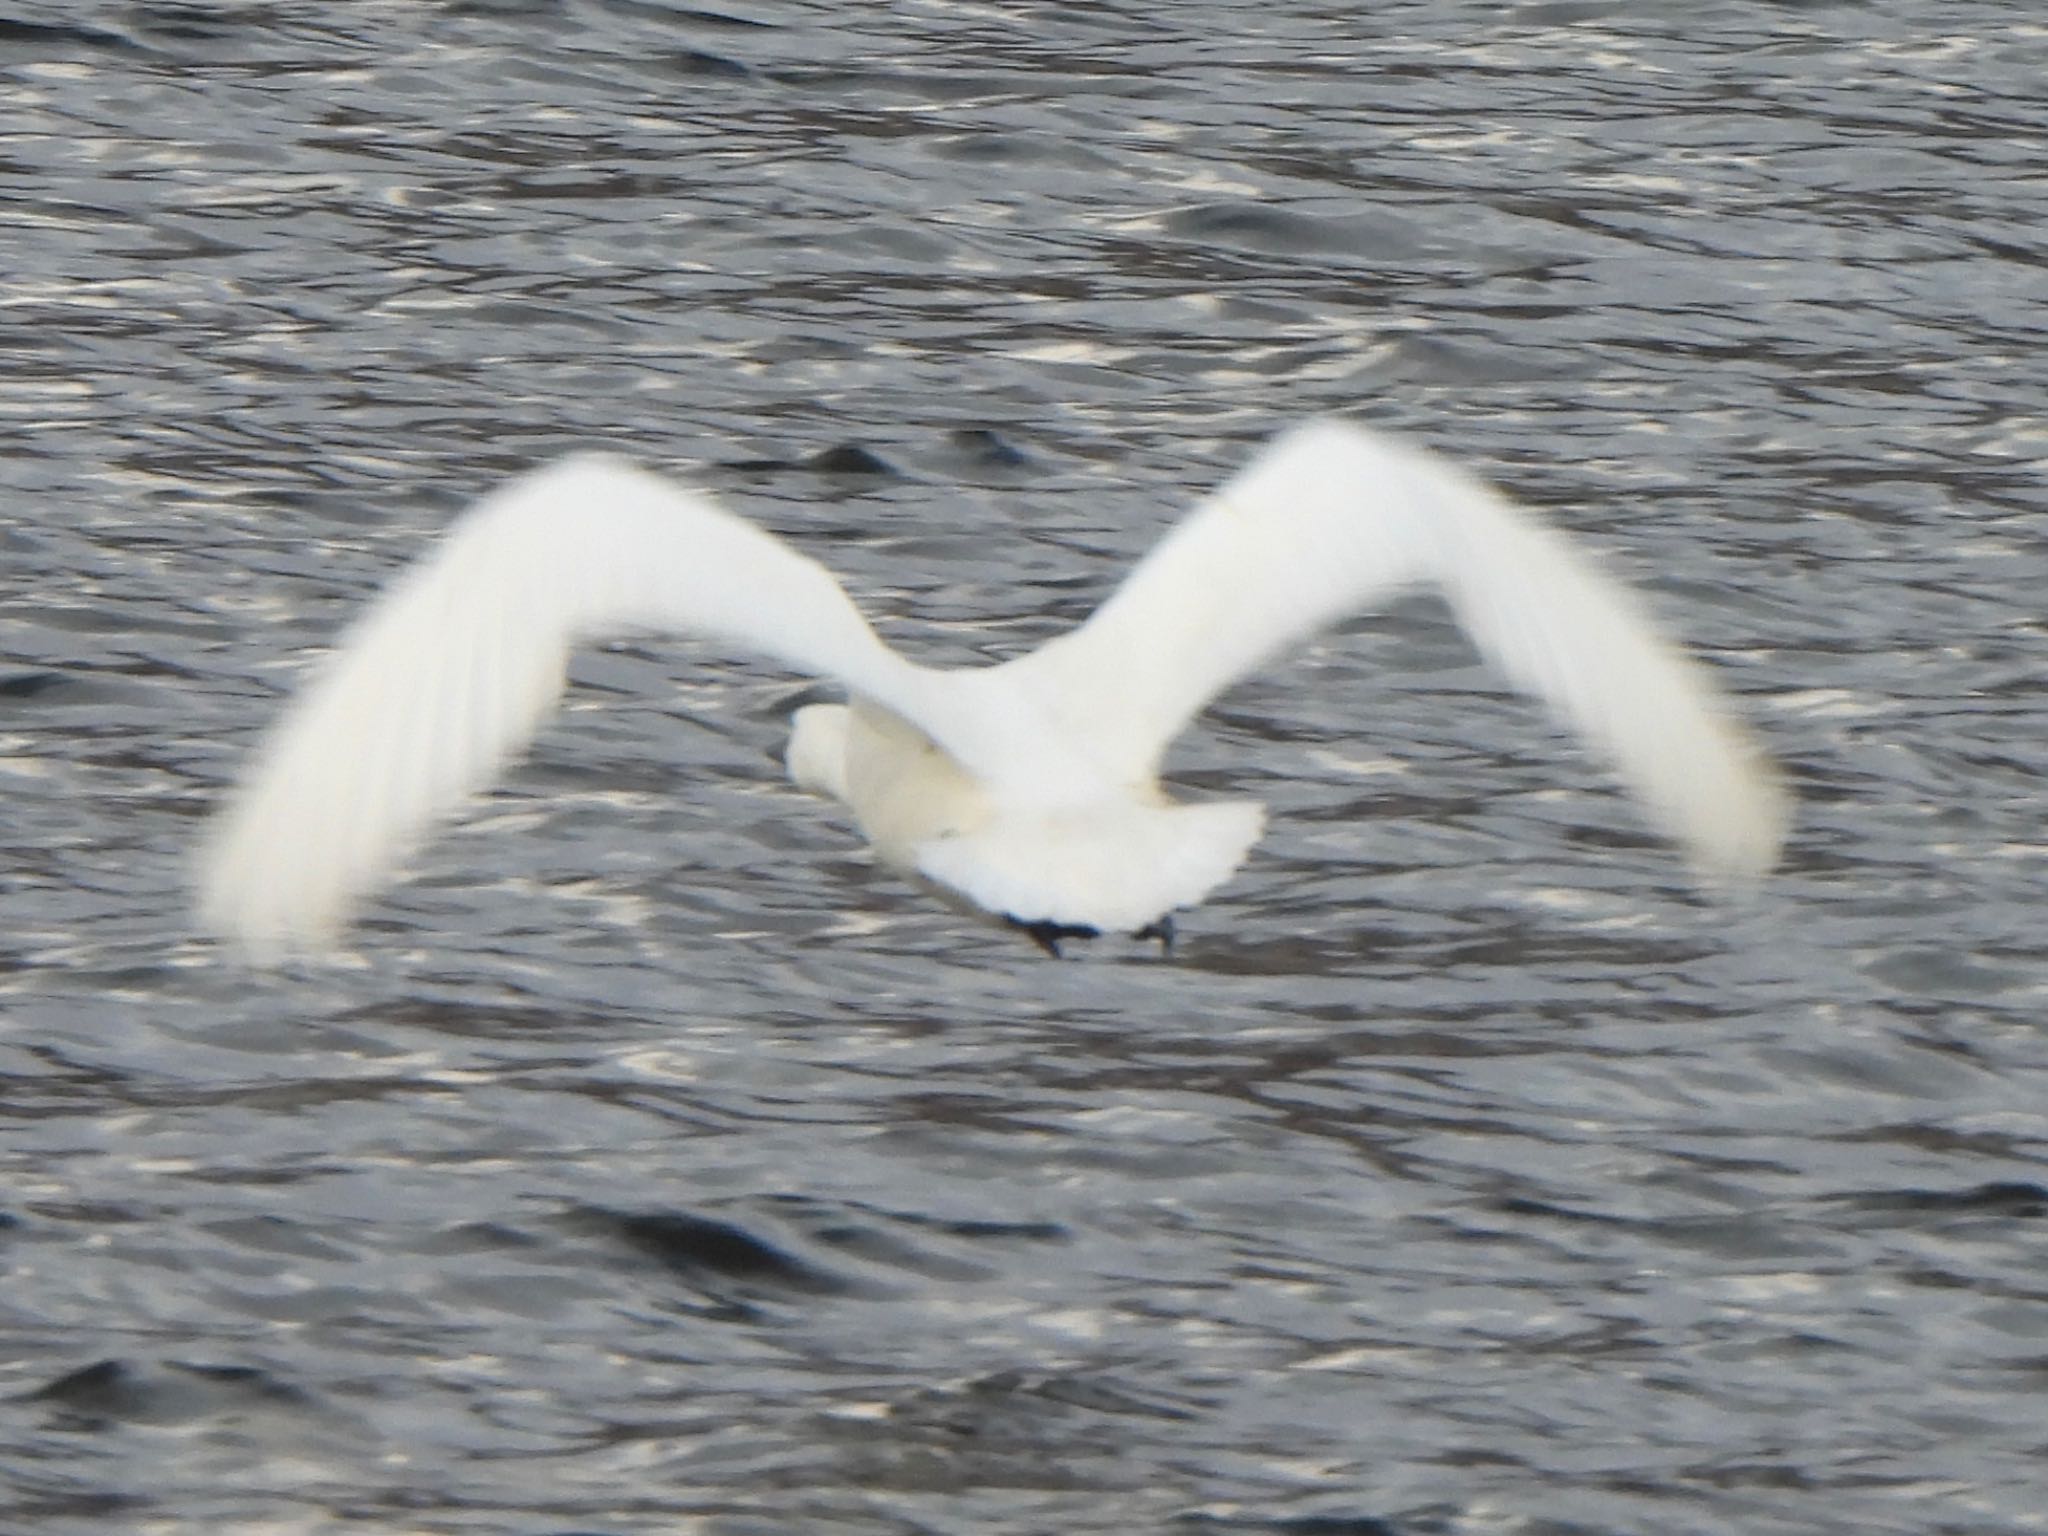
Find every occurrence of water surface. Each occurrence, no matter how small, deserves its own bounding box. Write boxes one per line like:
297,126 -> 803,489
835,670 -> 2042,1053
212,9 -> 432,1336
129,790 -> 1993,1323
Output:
3,3 -> 2046,1533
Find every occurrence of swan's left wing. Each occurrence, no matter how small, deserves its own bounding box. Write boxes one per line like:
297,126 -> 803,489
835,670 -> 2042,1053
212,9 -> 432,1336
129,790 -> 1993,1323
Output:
198,455 -> 943,956
1002,420 -> 1787,882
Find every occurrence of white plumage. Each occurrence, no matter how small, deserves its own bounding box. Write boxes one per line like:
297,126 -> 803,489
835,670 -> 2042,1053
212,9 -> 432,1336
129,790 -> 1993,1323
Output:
198,420 -> 1787,957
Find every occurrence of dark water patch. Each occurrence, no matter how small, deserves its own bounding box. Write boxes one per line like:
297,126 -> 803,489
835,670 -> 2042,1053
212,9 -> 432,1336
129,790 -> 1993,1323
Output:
0,670 -> 66,699
1376,331 -> 1582,387
1164,202 -> 1433,265
756,1191 -> 1067,1281
442,0 -> 565,17
1862,945 -> 2031,1000
807,443 -> 900,476
600,0 -> 781,31
653,46 -> 758,81
0,16 -> 143,51
123,4 -> 251,45
26,1358 -> 314,1429
945,425 -> 1033,470
721,442 -> 901,475
1176,1518 -> 1411,1536
0,668 -> 167,711
581,1207 -> 858,1303
1834,1181 -> 2048,1226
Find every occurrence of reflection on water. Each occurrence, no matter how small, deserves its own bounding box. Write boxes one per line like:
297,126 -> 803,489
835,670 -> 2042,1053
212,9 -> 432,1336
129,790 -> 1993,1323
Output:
4,3 -> 2047,1533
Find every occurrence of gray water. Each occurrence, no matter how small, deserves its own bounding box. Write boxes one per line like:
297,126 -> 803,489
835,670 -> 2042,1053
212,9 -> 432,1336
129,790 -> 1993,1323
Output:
4,3 -> 2047,1533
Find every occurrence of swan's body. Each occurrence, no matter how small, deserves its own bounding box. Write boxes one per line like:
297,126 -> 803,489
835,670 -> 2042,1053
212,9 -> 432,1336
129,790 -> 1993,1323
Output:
198,420 -> 1786,957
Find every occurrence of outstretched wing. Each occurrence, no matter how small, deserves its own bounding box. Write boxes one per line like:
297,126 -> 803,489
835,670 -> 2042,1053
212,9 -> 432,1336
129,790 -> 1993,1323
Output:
198,455 -> 943,956
1007,420 -> 1787,881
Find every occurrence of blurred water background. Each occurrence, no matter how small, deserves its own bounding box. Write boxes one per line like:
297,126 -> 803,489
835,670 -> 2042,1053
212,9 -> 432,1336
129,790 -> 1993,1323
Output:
3,2 -> 2047,1533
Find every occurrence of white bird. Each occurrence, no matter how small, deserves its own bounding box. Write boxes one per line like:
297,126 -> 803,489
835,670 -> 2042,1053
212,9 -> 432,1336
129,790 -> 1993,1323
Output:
197,420 -> 1787,958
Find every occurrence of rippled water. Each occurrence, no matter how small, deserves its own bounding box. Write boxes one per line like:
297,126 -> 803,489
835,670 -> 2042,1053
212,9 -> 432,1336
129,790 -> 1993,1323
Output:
5,3 -> 2047,1532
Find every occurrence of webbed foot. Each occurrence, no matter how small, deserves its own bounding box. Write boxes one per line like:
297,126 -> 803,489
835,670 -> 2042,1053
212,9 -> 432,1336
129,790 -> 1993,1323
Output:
1010,917 -> 1101,958
1132,914 -> 1176,955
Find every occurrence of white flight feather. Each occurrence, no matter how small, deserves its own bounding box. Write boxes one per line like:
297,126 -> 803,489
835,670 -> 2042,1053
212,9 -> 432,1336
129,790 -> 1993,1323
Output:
197,420 -> 1787,956
999,421 -> 1785,879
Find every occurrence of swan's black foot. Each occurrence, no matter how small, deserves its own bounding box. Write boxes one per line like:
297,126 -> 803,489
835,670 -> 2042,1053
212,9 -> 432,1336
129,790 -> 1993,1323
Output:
1133,915 -> 1176,955
1011,917 -> 1100,958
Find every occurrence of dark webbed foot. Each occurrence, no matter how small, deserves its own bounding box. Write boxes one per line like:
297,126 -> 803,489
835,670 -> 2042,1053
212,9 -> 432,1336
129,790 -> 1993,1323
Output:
1133,914 -> 1176,955
1008,914 -> 1178,958
1010,917 -> 1101,958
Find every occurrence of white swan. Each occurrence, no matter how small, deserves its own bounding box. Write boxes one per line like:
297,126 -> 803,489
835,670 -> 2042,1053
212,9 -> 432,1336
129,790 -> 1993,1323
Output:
198,420 -> 1787,958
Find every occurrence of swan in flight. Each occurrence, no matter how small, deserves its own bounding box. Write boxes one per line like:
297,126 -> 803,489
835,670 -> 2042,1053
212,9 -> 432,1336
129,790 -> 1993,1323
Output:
198,420 -> 1786,958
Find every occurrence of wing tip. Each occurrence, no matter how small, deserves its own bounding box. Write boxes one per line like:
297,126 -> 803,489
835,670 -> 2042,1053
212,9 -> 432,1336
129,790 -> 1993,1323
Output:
1673,736 -> 1794,891
193,811 -> 357,966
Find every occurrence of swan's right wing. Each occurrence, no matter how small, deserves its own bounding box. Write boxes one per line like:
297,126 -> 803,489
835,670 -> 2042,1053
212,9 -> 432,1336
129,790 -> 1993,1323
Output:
198,455 -> 941,956
1007,420 -> 1786,882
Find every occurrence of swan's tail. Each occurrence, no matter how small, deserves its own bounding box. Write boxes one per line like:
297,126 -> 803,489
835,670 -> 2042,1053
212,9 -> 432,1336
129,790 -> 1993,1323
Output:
912,799 -> 1266,935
